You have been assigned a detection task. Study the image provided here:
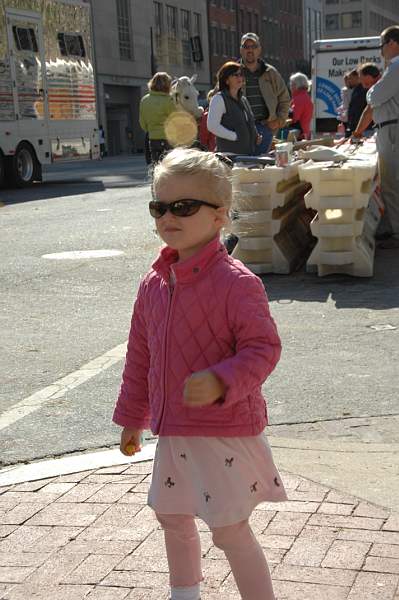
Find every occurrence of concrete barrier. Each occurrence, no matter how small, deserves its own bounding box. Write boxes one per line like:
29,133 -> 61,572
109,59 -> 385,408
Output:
230,162 -> 314,274
298,147 -> 381,277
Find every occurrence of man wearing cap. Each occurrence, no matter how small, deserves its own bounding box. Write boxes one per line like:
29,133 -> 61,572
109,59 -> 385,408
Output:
240,32 -> 290,154
367,25 -> 399,247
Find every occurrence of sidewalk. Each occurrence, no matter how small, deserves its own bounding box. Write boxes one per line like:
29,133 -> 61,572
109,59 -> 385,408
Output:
0,447 -> 398,599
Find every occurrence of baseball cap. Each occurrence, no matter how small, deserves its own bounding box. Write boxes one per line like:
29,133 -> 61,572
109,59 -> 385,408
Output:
241,32 -> 260,47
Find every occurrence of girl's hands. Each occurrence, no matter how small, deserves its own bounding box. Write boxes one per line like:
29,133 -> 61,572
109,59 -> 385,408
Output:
184,370 -> 226,407
256,133 -> 263,145
120,427 -> 142,456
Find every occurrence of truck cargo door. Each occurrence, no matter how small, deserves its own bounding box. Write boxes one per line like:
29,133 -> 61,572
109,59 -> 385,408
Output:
6,10 -> 48,123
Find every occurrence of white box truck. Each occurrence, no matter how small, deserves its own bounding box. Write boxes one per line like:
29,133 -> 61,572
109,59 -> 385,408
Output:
312,36 -> 382,134
0,0 -> 99,187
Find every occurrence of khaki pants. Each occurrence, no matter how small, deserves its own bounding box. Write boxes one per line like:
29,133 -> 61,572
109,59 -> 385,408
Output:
376,123 -> 399,238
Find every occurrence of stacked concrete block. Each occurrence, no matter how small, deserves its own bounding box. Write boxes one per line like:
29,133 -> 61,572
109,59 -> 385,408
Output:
298,152 -> 379,277
230,162 -> 313,274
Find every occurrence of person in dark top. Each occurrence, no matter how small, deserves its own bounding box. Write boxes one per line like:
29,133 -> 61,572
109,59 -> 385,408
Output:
346,69 -> 367,137
352,63 -> 381,139
207,61 -> 260,155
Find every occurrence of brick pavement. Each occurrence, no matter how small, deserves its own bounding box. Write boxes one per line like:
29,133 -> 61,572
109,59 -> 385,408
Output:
0,461 -> 398,599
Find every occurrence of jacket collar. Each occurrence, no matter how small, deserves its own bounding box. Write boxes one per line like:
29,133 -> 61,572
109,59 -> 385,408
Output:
152,236 -> 227,283
241,58 -> 268,75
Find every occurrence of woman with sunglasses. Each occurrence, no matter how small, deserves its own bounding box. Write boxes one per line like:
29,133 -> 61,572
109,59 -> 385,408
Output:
207,61 -> 260,155
113,146 -> 286,600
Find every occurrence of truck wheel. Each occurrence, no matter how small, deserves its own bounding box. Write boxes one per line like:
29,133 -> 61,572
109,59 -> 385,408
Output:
12,143 -> 39,187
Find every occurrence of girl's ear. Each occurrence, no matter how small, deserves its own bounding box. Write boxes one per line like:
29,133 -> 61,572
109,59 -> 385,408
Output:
214,206 -> 229,229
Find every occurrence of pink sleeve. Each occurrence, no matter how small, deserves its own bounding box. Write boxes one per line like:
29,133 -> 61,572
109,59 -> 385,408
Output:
210,274 -> 281,407
112,281 -> 151,430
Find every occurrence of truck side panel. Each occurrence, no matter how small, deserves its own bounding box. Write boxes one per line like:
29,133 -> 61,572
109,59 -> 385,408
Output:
0,6 -> 15,122
0,0 -> 99,168
312,37 -> 381,133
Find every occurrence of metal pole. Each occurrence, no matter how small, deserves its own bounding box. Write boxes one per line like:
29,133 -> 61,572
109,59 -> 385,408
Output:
236,0 -> 240,54
207,0 -> 213,86
150,26 -> 156,76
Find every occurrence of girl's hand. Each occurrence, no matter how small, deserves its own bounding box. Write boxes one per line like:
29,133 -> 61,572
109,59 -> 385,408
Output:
256,133 -> 263,145
120,427 -> 142,456
183,370 -> 226,407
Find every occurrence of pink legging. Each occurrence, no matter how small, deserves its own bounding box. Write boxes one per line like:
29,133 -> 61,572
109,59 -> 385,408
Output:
156,513 -> 275,600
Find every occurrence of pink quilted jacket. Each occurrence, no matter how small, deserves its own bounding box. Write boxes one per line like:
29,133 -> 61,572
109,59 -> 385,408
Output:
113,236 -> 281,437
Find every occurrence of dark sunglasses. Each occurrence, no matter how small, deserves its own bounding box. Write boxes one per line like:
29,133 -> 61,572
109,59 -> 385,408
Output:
231,71 -> 243,77
149,199 -> 220,219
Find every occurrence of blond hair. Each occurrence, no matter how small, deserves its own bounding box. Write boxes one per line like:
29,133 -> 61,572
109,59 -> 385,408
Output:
153,147 -> 233,209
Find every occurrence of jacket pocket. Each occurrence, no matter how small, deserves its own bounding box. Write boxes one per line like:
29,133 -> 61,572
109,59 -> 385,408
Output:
184,401 -> 234,426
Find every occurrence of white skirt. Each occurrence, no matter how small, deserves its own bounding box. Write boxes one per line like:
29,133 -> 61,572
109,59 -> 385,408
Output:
148,433 -> 287,528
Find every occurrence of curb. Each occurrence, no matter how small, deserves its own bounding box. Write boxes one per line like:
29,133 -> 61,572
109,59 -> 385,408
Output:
1,436 -> 398,512
0,444 -> 157,487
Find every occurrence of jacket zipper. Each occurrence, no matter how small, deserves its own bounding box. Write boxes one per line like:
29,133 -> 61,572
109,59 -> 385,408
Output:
157,276 -> 176,433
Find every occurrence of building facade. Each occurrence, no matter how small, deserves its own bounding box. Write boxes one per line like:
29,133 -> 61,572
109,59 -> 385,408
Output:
89,1 -> 209,156
303,0 -> 323,73
323,0 -> 399,39
276,0 -> 305,81
208,0 -> 239,84
153,0 -> 210,92
207,0 -> 306,84
88,0 -> 152,155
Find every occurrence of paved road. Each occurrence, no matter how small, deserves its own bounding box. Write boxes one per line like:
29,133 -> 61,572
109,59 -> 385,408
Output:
1,155 -> 398,466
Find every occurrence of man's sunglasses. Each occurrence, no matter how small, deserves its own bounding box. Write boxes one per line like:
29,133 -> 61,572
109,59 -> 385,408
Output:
242,44 -> 258,50
149,199 -> 220,219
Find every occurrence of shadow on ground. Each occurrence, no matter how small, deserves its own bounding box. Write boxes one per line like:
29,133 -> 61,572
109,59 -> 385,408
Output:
1,178 -> 149,204
263,247 -> 399,310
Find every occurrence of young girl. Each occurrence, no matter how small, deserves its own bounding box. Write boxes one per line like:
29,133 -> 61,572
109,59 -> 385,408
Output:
113,147 -> 287,600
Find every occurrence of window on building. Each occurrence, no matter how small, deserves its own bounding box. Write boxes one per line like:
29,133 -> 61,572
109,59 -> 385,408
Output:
342,11 -> 362,29
221,28 -> 229,56
166,4 -> 178,63
13,26 -> 38,52
167,5 -> 178,38
58,33 -> 86,57
116,0 -> 133,60
247,11 -> 252,32
216,25 -> 223,55
325,0 -> 338,4
212,25 -> 218,56
154,2 -> 163,35
193,12 -> 201,37
181,9 -> 191,66
154,2 -> 163,57
240,9 -> 245,34
325,13 -> 339,30
230,29 -> 236,55
253,12 -> 259,34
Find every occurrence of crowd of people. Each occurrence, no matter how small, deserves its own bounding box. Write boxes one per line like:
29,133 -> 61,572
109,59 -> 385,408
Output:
138,26 -> 399,247
138,31 -> 313,163
335,25 -> 399,247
